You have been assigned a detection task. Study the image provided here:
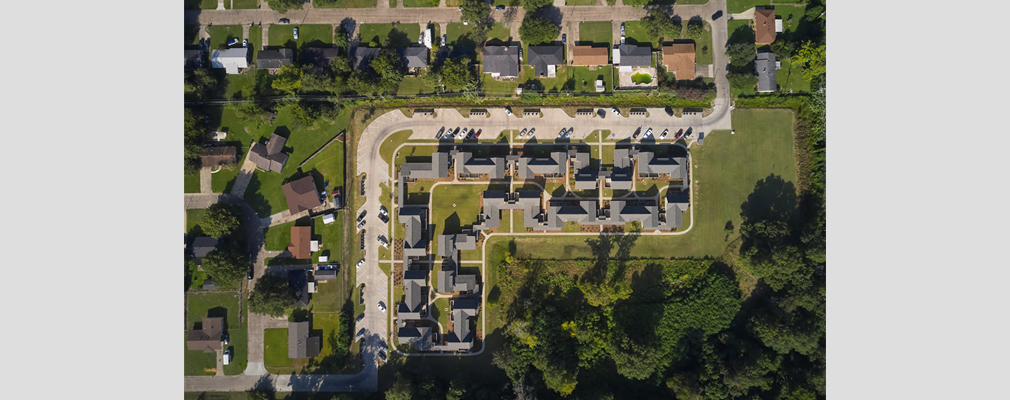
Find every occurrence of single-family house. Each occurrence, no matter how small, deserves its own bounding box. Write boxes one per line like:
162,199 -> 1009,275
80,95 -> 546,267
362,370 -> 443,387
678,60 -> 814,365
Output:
288,321 -> 321,358
756,52 -> 777,93
281,175 -> 322,214
201,146 -> 237,168
191,237 -> 218,263
257,48 -> 294,70
399,47 -> 429,70
755,8 -> 777,45
248,133 -> 289,173
186,317 -> 224,353
662,43 -> 695,80
210,48 -> 250,74
571,46 -> 609,66
528,45 -> 564,78
616,44 -> 651,71
289,226 -> 312,259
302,47 -> 341,69
289,269 -> 310,308
353,47 -> 381,71
482,45 -> 520,78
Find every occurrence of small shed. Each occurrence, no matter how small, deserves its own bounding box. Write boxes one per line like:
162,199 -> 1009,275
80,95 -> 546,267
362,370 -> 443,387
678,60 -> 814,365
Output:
322,213 -> 335,225
203,278 -> 217,290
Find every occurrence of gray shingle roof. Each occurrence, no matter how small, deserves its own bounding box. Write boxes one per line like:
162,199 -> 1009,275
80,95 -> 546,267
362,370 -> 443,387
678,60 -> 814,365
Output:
452,150 -> 507,179
192,237 -> 218,259
398,270 -> 427,319
353,47 -> 381,70
619,44 -> 651,67
528,45 -> 564,77
637,150 -> 688,181
482,45 -> 520,77
256,48 -> 294,69
516,151 -> 567,179
756,52 -> 777,92
399,47 -> 429,69
397,322 -> 433,350
302,47 -> 340,67
288,321 -> 320,358
473,190 -> 542,231
289,270 -> 309,308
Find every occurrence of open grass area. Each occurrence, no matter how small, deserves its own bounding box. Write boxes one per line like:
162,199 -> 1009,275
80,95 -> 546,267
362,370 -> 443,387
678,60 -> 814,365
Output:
310,312 -> 343,359
727,0 -> 784,14
187,292 -> 242,328
185,173 -> 201,193
690,21 -> 714,65
314,0 -> 377,7
186,209 -> 208,237
397,76 -> 437,96
202,104 -> 350,217
394,145 -> 438,166
775,57 -> 811,93
482,75 -> 521,96
263,328 -> 292,370
431,183 -> 508,251
380,130 -> 414,163
233,0 -> 258,8
222,324 -> 248,375
484,108 -> 798,264
268,24 -> 334,50
622,21 -> 666,50
404,0 -> 439,6
359,23 -> 420,48
208,25 -> 243,49
578,21 -> 612,47
433,297 -> 449,332
566,0 -> 597,5
446,23 -> 511,61
264,220 -> 297,251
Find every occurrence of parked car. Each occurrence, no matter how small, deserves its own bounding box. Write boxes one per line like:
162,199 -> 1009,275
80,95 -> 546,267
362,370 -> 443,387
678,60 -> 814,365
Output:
377,235 -> 389,248
378,213 -> 389,224
279,18 -> 290,25
621,23 -> 625,35
612,107 -> 620,116
632,127 -> 641,139
379,350 -> 387,362
223,349 -> 232,365
441,34 -> 446,46
418,33 -> 423,45
562,33 -> 566,43
356,313 -> 365,323
496,5 -> 505,10
660,128 -> 669,139
242,38 -> 248,47
519,128 -> 527,137
379,205 -> 388,217
357,220 -> 366,231
620,35 -> 626,45
461,127 -> 468,138
356,258 -> 366,269
436,126 -> 446,139
359,285 -> 365,304
247,268 -> 254,281
505,106 -> 513,116
475,129 -> 482,138
223,332 -> 229,345
293,27 -> 299,39
357,210 -> 367,223
685,127 -> 693,137
674,128 -> 684,139
665,106 -> 674,116
528,127 -> 536,137
645,127 -> 653,138
558,128 -> 567,138
377,302 -> 386,312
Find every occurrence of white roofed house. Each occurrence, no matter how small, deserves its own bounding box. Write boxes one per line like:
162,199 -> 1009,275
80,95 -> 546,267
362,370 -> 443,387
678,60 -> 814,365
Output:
211,48 -> 250,74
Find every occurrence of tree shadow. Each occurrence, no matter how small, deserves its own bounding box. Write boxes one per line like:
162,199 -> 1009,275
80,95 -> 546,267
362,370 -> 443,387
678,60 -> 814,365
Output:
728,24 -> 756,46
386,27 -> 411,48
243,173 -> 271,218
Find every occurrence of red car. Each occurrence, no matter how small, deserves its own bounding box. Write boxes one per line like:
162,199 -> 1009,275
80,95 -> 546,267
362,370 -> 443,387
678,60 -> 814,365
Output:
632,127 -> 642,139
475,129 -> 482,138
674,129 -> 684,140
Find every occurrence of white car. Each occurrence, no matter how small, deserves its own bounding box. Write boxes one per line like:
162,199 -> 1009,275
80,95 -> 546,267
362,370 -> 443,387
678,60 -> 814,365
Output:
558,128 -> 567,138
621,23 -> 625,35
528,127 -> 536,137
293,27 -> 299,40
242,38 -> 248,47
461,127 -> 468,138
645,128 -> 653,138
377,235 -> 389,248
519,128 -> 527,137
379,205 -> 388,217
660,129 -> 669,139
356,220 -> 366,231
620,35 -> 626,45
612,108 -> 620,116
505,107 -> 513,116
441,34 -> 446,46
418,34 -> 423,45
356,258 -> 365,269
377,302 -> 386,312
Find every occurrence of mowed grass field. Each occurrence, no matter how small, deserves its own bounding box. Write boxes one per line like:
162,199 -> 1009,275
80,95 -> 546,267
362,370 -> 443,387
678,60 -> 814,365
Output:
268,24 -> 334,49
579,21 -> 612,47
359,23 -> 421,48
484,108 -> 798,261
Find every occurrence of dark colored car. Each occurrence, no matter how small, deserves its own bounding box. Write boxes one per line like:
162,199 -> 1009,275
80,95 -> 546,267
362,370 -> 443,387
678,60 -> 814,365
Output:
632,127 -> 641,139
674,129 -> 684,139
475,129 -> 482,138
360,177 -> 366,196
495,5 -> 505,10
665,106 -> 674,116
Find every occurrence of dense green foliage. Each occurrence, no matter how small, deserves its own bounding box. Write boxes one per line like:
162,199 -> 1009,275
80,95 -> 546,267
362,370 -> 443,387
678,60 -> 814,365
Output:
686,19 -> 705,40
641,9 -> 679,40
183,108 -> 207,173
265,0 -> 302,13
248,276 -> 293,317
184,68 -> 218,101
522,0 -> 551,12
271,63 -> 304,94
519,14 -> 560,46
200,203 -> 241,238
348,48 -> 405,95
728,70 -> 758,92
459,0 -> 491,30
201,244 -> 249,290
727,41 -> 757,68
437,57 -> 478,91
792,42 -> 826,81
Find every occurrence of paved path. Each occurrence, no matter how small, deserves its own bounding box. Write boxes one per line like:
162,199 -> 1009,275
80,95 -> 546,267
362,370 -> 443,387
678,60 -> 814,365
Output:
730,7 -> 756,20
185,193 -> 225,209
229,146 -> 258,198
200,168 -> 214,194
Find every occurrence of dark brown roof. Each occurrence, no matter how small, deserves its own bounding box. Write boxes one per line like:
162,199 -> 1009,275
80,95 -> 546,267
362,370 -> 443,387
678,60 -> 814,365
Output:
201,146 -> 237,168
662,43 -> 696,80
289,226 -> 312,259
186,317 -> 224,353
572,46 -> 609,66
282,175 -> 322,214
755,9 -> 776,45
248,134 -> 288,173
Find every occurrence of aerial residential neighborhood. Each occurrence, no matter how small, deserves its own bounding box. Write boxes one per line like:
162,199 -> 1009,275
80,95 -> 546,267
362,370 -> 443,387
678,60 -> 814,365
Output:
183,0 -> 826,399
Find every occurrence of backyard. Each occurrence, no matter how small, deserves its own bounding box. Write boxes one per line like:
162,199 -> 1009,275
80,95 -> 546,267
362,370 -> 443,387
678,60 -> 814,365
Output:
268,24 -> 334,49
430,183 -> 508,252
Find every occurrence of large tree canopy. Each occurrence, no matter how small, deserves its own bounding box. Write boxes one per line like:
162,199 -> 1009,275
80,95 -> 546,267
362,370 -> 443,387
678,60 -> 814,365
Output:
641,9 -> 679,40
522,0 -> 552,12
519,14 -> 560,46
248,276 -> 292,317
271,63 -> 304,94
459,0 -> 491,30
201,244 -> 249,289
200,203 -> 241,238
792,41 -> 826,81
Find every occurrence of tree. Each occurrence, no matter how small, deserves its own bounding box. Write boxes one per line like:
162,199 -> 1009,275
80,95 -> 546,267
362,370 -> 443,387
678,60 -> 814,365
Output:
440,57 -> 477,91
446,379 -> 467,400
201,245 -> 250,289
519,14 -> 560,46
385,373 -> 414,400
271,63 -> 304,94
371,48 -> 406,93
792,41 -> 826,81
289,102 -> 319,127
330,54 -> 353,76
183,108 -> 207,173
727,70 -> 758,91
249,276 -> 293,317
685,19 -> 705,40
727,41 -> 757,67
301,67 -> 336,93
522,0 -> 551,12
460,0 -> 491,29
201,203 -> 241,238
641,9 -> 678,40
266,0 -> 303,14
334,29 -> 348,50
184,68 -> 218,101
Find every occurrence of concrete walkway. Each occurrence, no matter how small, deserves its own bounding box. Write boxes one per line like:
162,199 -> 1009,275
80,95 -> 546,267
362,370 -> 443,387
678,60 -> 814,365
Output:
200,167 -> 214,194
229,146 -> 258,198
730,7 -> 756,20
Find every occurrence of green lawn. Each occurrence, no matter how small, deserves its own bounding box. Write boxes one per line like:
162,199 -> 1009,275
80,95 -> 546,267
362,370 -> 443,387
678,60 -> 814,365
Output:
208,25 -> 243,49
380,130 -> 414,163
433,297 -> 449,332
359,23 -> 421,48
482,75 -> 521,96
578,21 -> 612,47
264,220 -> 297,251
623,21 -> 667,50
404,0 -> 438,6
223,325 -> 248,375
268,24 -> 334,49
184,333 -> 218,376
233,0 -> 259,8
187,292 -> 242,327
566,0 -> 596,5
484,108 -> 798,262
311,312 -> 343,359
690,21 -> 714,65
186,209 -> 208,237
185,173 -> 201,193
263,328 -> 291,369
431,183 -> 508,252
397,76 -> 437,96
300,139 -> 346,192
314,0 -> 377,7
447,23 -> 511,61
775,57 -> 811,93
394,145 -> 438,166
728,0 -> 779,14
203,104 -> 350,217
573,66 -> 612,93
186,0 -> 225,10
247,25 -> 262,67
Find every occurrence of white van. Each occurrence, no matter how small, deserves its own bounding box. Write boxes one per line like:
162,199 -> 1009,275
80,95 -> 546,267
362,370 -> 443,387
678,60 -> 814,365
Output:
223,349 -> 232,365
